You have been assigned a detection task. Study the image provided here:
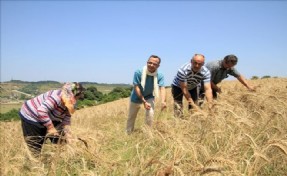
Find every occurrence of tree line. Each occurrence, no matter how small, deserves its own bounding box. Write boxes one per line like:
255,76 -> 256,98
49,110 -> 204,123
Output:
0,86 -> 132,121
77,86 -> 132,108
251,75 -> 277,80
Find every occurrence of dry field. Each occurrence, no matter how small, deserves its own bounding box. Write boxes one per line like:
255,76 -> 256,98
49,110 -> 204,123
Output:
1,78 -> 287,176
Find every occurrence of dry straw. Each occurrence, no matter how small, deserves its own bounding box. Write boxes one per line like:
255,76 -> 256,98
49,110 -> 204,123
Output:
1,78 -> 287,175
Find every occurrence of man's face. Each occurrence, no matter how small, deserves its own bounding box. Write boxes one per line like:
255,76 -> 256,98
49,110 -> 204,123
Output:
223,59 -> 237,69
147,57 -> 160,73
191,55 -> 205,72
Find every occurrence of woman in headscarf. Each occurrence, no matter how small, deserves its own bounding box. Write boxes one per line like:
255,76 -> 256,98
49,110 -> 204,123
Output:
19,82 -> 85,156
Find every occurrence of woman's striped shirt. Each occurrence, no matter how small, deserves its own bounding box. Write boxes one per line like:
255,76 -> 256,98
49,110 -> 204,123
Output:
19,90 -> 71,128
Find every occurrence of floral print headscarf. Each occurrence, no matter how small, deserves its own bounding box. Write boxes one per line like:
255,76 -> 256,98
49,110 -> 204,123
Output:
61,82 -> 84,114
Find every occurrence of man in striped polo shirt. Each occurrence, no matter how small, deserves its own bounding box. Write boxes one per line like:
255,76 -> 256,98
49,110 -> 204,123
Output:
171,54 -> 213,117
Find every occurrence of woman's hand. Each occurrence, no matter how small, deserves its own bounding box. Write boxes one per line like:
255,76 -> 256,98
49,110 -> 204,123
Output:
46,125 -> 59,136
64,133 -> 73,144
47,127 -> 59,136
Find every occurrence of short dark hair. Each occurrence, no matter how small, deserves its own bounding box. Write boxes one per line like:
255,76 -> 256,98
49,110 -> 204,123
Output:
224,54 -> 238,65
149,55 -> 161,64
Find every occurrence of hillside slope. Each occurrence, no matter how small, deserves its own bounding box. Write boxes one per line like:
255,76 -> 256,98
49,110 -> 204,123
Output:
1,78 -> 287,175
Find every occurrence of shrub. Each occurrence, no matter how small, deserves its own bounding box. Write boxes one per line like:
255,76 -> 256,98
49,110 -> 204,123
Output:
261,75 -> 271,79
0,109 -> 19,121
251,76 -> 259,80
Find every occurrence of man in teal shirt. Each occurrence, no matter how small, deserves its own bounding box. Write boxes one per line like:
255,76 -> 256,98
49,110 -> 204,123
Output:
126,55 -> 166,134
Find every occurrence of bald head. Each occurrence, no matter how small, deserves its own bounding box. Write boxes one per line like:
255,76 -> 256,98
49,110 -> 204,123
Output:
192,54 -> 205,62
191,54 -> 205,72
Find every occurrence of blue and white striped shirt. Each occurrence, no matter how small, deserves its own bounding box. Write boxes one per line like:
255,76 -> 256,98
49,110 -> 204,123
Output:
172,62 -> 211,90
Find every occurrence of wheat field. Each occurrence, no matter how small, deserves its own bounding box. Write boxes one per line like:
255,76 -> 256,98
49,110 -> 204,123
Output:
1,78 -> 287,176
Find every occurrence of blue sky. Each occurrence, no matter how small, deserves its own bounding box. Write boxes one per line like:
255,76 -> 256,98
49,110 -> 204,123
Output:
1,0 -> 287,85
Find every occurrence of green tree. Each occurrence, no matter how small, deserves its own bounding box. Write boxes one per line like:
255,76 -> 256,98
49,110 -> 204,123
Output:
261,75 -> 271,79
251,76 -> 259,80
77,86 -> 131,108
110,87 -> 131,98
0,109 -> 19,121
77,99 -> 96,108
100,87 -> 131,103
84,91 -> 96,100
85,86 -> 103,100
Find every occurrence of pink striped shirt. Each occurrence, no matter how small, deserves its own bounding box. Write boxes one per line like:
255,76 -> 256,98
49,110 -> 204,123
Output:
19,90 -> 71,127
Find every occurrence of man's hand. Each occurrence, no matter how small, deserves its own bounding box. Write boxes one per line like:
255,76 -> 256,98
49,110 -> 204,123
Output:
188,102 -> 201,112
189,105 -> 203,115
248,85 -> 256,92
143,101 -> 151,110
216,87 -> 222,93
161,101 -> 167,111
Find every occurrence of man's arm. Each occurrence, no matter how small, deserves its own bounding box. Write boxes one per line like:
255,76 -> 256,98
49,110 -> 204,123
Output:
204,82 -> 213,109
179,81 -> 197,107
237,75 -> 255,91
159,86 -> 167,110
134,85 -> 151,110
210,82 -> 222,93
134,85 -> 145,102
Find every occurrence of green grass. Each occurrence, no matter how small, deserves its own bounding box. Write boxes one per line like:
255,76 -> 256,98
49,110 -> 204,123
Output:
0,103 -> 22,113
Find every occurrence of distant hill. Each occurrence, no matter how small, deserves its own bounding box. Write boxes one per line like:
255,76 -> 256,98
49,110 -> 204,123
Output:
1,80 -> 131,86
0,80 -> 132,103
1,80 -> 61,84
79,81 -> 131,88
